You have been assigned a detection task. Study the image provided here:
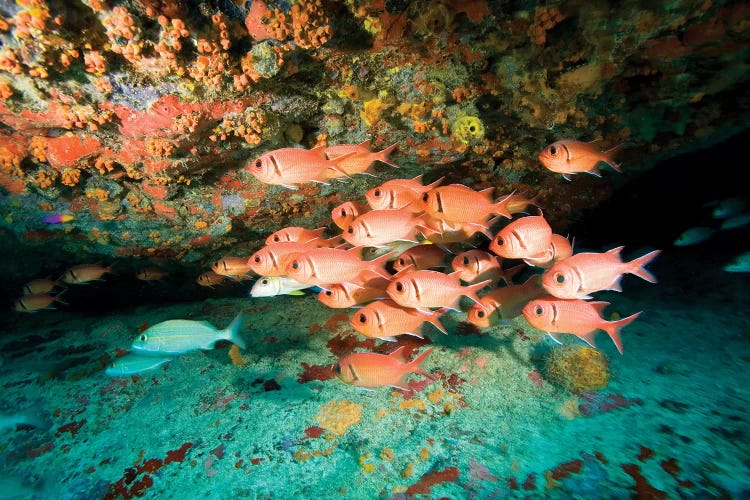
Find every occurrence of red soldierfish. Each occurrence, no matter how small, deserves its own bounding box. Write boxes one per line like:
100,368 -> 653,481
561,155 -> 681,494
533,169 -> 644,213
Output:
366,175 -> 443,211
539,139 -> 623,179
211,256 -> 253,278
317,276 -> 391,308
489,215 -> 552,260
248,146 -> 354,188
61,264 -> 112,284
467,275 -> 546,327
451,249 -> 524,286
285,247 -> 393,286
265,227 -> 326,245
392,244 -> 447,273
335,346 -> 434,390
542,247 -> 661,299
349,299 -> 448,341
420,184 -> 512,225
332,201 -> 368,230
387,269 -> 490,311
343,208 -> 430,247
14,292 -> 66,312
522,297 -> 640,354
324,140 -> 399,178
247,241 -> 317,276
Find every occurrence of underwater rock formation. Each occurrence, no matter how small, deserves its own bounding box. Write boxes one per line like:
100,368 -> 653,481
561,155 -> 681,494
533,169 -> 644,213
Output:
0,0 -> 749,301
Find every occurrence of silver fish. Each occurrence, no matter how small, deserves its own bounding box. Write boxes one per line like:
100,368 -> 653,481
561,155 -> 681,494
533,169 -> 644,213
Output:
723,252 -> 750,273
0,405 -> 50,431
131,313 -> 245,356
673,227 -> 715,246
250,276 -> 312,297
720,213 -> 750,230
105,353 -> 173,377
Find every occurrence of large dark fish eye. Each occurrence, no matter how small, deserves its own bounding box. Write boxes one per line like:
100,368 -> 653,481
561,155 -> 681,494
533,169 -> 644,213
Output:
254,159 -> 262,168
340,209 -> 347,217
214,261 -> 220,267
292,262 -> 299,269
535,306 -> 543,315
273,236 -> 280,242
261,279 -> 269,284
494,237 -> 504,246
347,226 -> 354,234
555,274 -> 565,284
395,282 -> 404,292
462,256 -> 469,265
325,290 -> 333,296
421,193 -> 429,202
335,364 -> 341,374
358,313 -> 366,323
477,310 -> 485,318
374,189 -> 381,197
139,334 -> 147,342
549,146 -> 557,155
254,256 -> 261,263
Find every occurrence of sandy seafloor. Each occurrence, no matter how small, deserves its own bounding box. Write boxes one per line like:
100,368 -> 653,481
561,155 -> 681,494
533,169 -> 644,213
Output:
1,248 -> 749,499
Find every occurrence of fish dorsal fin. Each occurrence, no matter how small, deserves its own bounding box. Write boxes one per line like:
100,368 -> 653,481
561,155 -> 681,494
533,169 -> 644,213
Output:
478,186 -> 494,201
590,301 -> 610,314
388,346 -> 406,359
606,246 -> 624,256
310,144 -> 327,157
358,139 -> 372,150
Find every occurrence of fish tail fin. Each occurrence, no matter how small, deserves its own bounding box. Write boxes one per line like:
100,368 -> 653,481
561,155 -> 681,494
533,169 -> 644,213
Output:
224,313 -> 246,350
53,288 -> 69,305
627,249 -> 661,283
603,311 -> 641,355
464,279 -> 492,304
603,143 -> 625,172
408,347 -> 435,380
375,142 -> 399,169
426,309 -> 448,334
492,192 -> 514,219
366,251 -> 396,279
501,263 -> 526,285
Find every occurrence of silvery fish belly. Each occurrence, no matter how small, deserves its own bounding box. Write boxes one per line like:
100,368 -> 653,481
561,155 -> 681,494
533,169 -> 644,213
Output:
105,353 -> 172,377
130,313 -> 245,356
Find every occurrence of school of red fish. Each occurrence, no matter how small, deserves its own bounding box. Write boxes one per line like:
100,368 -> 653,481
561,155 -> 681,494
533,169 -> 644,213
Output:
15,138 -> 661,391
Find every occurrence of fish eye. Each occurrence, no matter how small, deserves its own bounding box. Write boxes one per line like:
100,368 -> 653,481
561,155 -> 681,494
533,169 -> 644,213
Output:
292,262 -> 299,269
555,274 -> 565,284
325,290 -> 333,296
549,146 -> 557,156
334,364 -> 341,374
462,256 -> 469,265
273,235 -> 280,242
535,307 -> 543,315
214,261 -> 220,267
358,313 -> 366,323
261,279 -> 268,284
347,226 -> 354,234
340,209 -> 347,217
395,282 -> 404,292
254,159 -> 262,168
421,193 -> 429,202
494,237 -> 503,246
477,310 -> 485,318
254,256 -> 261,263
139,334 -> 147,341
398,258 -> 405,265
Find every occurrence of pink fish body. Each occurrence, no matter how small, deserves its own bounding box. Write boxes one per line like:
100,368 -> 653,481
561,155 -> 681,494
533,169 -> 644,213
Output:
325,140 -> 398,178
285,247 -> 392,286
343,208 -> 428,247
387,269 -> 489,310
452,250 -> 507,285
350,299 -> 448,341
542,247 -> 661,299
265,227 -> 326,245
317,276 -> 391,308
489,215 -> 552,260
335,346 -> 434,390
522,297 -> 640,354
392,245 -> 447,272
467,275 -> 545,327
366,175 -> 443,211
332,201 -> 368,230
247,241 -> 315,276
420,184 -> 512,224
539,139 -> 623,178
248,146 -> 352,187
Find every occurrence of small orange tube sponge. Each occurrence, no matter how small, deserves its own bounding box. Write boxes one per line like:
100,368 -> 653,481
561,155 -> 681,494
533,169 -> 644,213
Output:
544,345 -> 610,393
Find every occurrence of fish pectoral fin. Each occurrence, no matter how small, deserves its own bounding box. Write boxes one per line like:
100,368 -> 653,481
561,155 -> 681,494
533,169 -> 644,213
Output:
280,184 -> 299,190
379,336 -> 397,342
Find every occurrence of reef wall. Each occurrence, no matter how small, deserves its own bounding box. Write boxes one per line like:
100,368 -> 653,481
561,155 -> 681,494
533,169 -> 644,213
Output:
1,0 -> 748,299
